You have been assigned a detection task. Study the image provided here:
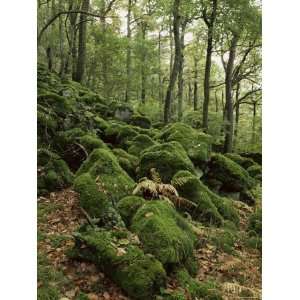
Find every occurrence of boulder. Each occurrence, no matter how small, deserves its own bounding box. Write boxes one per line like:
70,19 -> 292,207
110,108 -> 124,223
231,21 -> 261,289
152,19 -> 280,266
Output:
76,148 -> 135,202
129,114 -> 152,129
128,134 -> 157,157
138,141 -> 196,182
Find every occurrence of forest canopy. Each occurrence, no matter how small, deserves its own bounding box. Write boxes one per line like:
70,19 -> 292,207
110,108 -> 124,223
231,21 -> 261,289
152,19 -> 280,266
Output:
37,0 -> 261,153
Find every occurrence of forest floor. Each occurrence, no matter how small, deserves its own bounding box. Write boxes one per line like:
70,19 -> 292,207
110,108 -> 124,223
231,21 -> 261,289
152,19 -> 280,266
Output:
37,188 -> 262,300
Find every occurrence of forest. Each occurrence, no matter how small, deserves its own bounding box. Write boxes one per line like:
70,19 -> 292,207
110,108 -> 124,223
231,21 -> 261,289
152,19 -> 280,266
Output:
37,0 -> 262,299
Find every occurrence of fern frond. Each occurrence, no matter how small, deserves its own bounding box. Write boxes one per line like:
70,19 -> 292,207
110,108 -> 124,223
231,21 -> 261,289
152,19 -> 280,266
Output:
171,176 -> 189,188
150,168 -> 161,184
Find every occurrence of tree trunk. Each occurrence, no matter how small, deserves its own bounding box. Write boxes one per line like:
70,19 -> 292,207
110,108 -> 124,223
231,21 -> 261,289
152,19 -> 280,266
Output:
234,83 -> 240,139
193,56 -> 199,111
177,22 -> 186,121
164,0 -> 181,123
202,0 -> 217,131
223,34 -> 238,153
215,90 -> 219,112
188,82 -> 192,106
58,0 -> 65,77
158,28 -> 163,104
141,23 -> 147,104
125,0 -> 132,102
74,0 -> 90,83
251,102 -> 257,145
46,46 -> 53,71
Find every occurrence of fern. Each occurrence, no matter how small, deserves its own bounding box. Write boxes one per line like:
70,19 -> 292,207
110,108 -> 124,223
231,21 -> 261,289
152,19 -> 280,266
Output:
171,176 -> 189,188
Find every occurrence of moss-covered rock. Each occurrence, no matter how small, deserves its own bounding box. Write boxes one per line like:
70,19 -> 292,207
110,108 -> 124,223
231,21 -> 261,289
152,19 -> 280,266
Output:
157,123 -> 213,166
117,125 -> 139,148
76,148 -> 135,202
205,153 -> 255,193
114,104 -> 134,122
131,200 -> 196,265
74,173 -> 125,228
173,171 -> 239,227
79,134 -> 109,153
117,196 -> 146,226
224,153 -> 256,169
138,141 -> 196,183
71,227 -> 167,299
37,149 -> 74,195
128,134 -> 157,157
112,148 -> 138,179
129,114 -> 152,129
174,268 -> 223,300
247,164 -> 262,180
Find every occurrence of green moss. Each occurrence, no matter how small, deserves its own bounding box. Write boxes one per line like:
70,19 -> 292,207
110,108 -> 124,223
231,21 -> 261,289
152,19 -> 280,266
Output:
247,164 -> 262,180
129,114 -> 152,129
76,148 -> 135,202
128,134 -> 157,157
138,141 -> 196,182
175,268 -> 222,300
117,196 -> 146,226
37,108 -> 57,132
131,200 -> 196,265
209,228 -> 238,255
79,134 -> 108,153
74,173 -> 125,228
72,227 -> 167,299
117,125 -> 139,148
173,171 -> 239,227
112,148 -> 138,178
206,153 -> 255,192
74,173 -> 107,217
157,123 -> 213,166
93,116 -> 109,131
247,208 -> 262,237
38,149 -> 74,195
224,153 -> 256,169
157,289 -> 186,300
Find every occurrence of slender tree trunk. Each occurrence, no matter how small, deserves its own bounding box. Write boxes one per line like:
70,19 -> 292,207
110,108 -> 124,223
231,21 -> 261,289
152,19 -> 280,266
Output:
74,0 -> 90,83
177,22 -> 186,121
100,15 -> 109,98
251,102 -> 257,145
158,28 -> 163,104
188,82 -> 192,106
215,90 -> 219,112
58,0 -> 65,77
193,56 -> 199,110
164,0 -> 181,123
46,46 -> 53,71
125,0 -> 132,102
223,34 -> 238,153
234,83 -> 240,139
141,23 -> 147,104
202,0 -> 218,131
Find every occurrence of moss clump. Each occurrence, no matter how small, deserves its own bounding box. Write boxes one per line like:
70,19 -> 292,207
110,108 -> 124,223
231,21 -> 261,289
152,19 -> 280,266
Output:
224,153 -> 256,169
247,164 -> 262,180
117,196 -> 146,226
117,125 -> 139,148
103,122 -> 124,144
157,123 -> 213,166
112,148 -> 138,178
247,208 -> 262,237
174,268 -> 222,300
128,134 -> 157,157
205,153 -> 255,193
172,171 -> 223,226
173,171 -> 239,227
79,134 -> 108,153
38,149 -> 74,195
76,148 -> 135,202
131,200 -> 196,265
74,173 -> 125,228
72,227 -> 167,299
93,116 -> 109,131
129,114 -> 152,129
138,141 -> 196,183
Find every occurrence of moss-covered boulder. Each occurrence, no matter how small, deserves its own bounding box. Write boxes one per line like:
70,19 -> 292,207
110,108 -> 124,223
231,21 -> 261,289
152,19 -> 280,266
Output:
172,171 -> 239,227
224,153 -> 256,169
117,196 -> 146,226
74,173 -> 125,228
37,149 -> 74,195
131,200 -> 196,265
128,134 -> 157,157
116,125 -> 139,148
138,141 -> 196,182
205,154 -> 255,193
174,268 -> 222,300
71,227 -> 166,299
112,148 -> 138,179
76,148 -> 135,202
157,123 -> 213,166
114,104 -> 134,122
129,114 -> 152,129
247,164 -> 262,181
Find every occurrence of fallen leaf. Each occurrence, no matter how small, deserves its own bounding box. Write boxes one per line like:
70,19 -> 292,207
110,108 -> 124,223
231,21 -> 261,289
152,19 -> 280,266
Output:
103,292 -> 110,299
